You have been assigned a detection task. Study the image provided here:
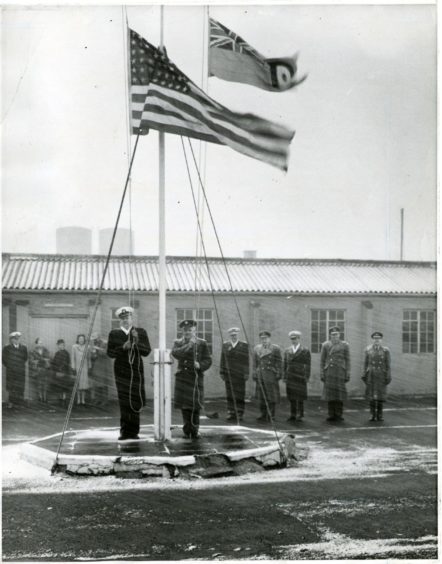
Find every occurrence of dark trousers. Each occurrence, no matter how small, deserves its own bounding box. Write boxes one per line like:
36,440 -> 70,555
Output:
290,400 -> 304,419
182,408 -> 200,437
260,399 -> 275,419
120,405 -> 140,438
370,400 -> 384,421
328,400 -> 343,420
226,379 -> 246,416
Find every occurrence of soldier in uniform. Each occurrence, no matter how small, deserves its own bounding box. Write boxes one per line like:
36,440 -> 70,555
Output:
220,327 -> 250,423
283,330 -> 311,423
362,331 -> 391,421
2,331 -> 28,408
107,306 -> 151,441
253,330 -> 282,422
320,326 -> 351,422
172,319 -> 212,439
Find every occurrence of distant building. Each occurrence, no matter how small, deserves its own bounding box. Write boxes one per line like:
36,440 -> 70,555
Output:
56,227 -> 92,254
2,253 -> 437,401
99,228 -> 133,256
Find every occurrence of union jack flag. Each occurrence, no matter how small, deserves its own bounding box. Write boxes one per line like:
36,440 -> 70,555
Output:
209,18 -> 267,69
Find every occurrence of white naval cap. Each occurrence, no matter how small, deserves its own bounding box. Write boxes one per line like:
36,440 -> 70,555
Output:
115,306 -> 134,318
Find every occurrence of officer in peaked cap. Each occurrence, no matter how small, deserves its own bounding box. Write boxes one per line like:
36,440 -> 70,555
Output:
362,331 -> 391,422
107,306 -> 151,441
172,319 -> 212,439
320,325 -> 350,422
283,330 -> 311,423
2,331 -> 28,408
115,306 -> 134,319
253,330 -> 282,422
220,327 -> 250,422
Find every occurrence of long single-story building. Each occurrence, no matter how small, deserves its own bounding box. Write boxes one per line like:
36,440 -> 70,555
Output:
2,253 -> 437,401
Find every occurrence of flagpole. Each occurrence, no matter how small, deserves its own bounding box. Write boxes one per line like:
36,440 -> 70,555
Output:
154,4 -> 171,441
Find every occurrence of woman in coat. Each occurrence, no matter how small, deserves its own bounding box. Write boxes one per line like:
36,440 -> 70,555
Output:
283,330 -> 311,422
362,331 -> 391,421
320,326 -> 351,422
253,331 -> 282,422
71,334 -> 91,406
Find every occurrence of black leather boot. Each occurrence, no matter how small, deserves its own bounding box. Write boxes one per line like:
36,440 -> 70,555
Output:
376,401 -> 384,421
369,401 -> 376,421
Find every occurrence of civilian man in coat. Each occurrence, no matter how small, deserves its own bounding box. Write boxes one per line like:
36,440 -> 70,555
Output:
320,326 -> 351,422
220,327 -> 250,422
107,306 -> 151,441
283,330 -> 311,423
172,319 -> 212,439
253,330 -> 282,422
2,331 -> 28,408
362,331 -> 391,422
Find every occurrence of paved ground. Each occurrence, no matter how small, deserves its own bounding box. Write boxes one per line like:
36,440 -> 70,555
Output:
2,396 -> 438,560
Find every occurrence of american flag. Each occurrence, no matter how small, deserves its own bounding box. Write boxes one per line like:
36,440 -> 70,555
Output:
129,29 -> 294,171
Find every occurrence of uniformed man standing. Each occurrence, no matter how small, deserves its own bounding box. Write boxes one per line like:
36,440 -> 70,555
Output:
220,327 -> 250,422
320,326 -> 351,422
362,331 -> 391,421
253,331 -> 282,422
172,320 -> 212,439
2,331 -> 28,408
283,330 -> 311,422
107,306 -> 151,441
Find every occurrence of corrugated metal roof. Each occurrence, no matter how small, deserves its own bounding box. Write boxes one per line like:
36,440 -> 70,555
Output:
2,253 -> 437,295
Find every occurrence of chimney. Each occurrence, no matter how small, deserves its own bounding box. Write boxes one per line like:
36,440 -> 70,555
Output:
243,250 -> 257,259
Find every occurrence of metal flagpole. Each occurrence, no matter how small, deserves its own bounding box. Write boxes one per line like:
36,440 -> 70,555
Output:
154,4 -> 171,440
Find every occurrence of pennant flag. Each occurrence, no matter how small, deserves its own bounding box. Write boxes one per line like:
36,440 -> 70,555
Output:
129,29 -> 294,171
209,18 -> 307,92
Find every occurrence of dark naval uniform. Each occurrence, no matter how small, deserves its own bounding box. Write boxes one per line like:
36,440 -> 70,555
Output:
253,343 -> 282,420
283,345 -> 311,420
172,337 -> 212,437
2,342 -> 28,405
107,327 -> 151,439
320,339 -> 351,421
363,344 -> 391,421
220,340 -> 250,420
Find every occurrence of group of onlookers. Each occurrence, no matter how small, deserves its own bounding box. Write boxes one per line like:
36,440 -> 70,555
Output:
2,332 -> 111,408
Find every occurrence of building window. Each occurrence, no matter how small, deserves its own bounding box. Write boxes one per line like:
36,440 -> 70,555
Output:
176,308 -> 213,353
402,310 -> 435,353
311,309 -> 346,353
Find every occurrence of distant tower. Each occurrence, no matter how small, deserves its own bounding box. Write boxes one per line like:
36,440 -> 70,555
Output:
56,227 -> 92,254
243,250 -> 257,259
99,228 -> 134,255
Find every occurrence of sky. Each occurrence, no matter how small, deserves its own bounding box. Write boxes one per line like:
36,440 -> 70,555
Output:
1,3 -> 437,261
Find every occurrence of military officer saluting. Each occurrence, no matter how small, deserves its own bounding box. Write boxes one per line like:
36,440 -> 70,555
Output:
172,319 -> 212,439
253,331 -> 282,422
320,326 -> 351,422
362,331 -> 391,422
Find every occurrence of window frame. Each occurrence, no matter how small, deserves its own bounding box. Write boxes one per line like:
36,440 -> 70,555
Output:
402,309 -> 436,354
310,309 -> 346,353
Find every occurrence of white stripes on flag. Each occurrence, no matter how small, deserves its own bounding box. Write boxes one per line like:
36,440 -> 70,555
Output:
131,84 -> 294,171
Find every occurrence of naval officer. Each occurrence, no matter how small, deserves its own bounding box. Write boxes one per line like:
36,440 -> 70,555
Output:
220,327 -> 250,422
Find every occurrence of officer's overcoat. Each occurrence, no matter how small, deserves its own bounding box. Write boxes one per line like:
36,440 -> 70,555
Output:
2,343 -> 28,402
253,344 -> 282,404
172,338 -> 212,410
283,346 -> 311,401
362,345 -> 391,401
320,340 -> 351,401
220,341 -> 250,382
107,328 -> 151,410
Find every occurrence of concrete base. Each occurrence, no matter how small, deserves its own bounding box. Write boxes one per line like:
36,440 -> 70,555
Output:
20,425 -> 300,479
